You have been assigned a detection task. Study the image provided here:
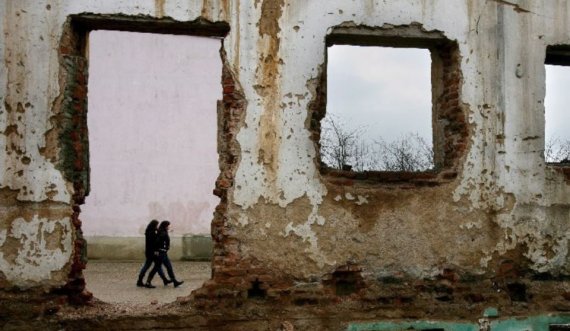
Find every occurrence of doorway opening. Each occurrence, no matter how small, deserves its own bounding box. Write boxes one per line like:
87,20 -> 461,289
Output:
56,15 -> 230,305
80,30 -> 221,304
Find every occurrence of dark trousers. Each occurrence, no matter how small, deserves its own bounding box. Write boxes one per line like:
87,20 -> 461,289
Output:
148,251 -> 177,283
138,256 -> 167,283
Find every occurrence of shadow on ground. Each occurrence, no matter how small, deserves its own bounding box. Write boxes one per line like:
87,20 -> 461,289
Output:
84,261 -> 211,304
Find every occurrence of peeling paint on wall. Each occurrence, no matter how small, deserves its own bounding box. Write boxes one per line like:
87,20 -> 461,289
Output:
233,0 -> 327,217
256,0 -> 285,178
0,215 -> 72,287
155,0 -> 165,18
0,2 -> 72,203
483,203 -> 570,273
4,1 -> 570,323
226,0 -> 570,282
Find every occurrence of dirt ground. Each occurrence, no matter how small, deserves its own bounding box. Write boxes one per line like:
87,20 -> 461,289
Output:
83,260 -> 211,305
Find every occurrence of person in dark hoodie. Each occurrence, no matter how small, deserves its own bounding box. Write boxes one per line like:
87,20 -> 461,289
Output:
136,220 -> 170,288
146,220 -> 184,288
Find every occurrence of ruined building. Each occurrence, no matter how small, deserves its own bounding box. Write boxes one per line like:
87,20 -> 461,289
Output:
2,1 -> 570,330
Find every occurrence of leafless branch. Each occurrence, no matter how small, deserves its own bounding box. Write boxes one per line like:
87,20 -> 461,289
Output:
545,137 -> 570,163
320,115 -> 433,172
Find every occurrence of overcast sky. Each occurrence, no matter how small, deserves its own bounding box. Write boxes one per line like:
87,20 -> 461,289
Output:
327,45 -> 432,145
327,46 -> 570,146
545,65 -> 570,142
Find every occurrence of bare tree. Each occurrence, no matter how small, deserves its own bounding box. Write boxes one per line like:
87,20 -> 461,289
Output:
545,137 -> 570,163
319,115 -> 376,171
322,122 -> 570,170
375,133 -> 434,171
320,115 -> 433,172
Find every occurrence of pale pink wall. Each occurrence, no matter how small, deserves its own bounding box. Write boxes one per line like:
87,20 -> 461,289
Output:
82,31 -> 222,237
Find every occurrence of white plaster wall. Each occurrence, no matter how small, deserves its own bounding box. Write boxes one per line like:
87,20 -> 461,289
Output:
82,31 -> 221,237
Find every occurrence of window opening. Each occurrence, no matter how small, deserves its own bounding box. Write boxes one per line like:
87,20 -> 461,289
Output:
81,30 -> 221,304
322,45 -> 433,172
545,46 -> 570,164
315,26 -> 465,185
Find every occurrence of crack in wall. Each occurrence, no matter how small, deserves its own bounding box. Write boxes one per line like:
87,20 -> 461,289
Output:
489,0 -> 531,14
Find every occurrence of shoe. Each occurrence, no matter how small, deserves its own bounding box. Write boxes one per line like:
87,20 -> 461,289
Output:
173,280 -> 184,288
163,279 -> 173,286
136,280 -> 145,287
145,283 -> 156,288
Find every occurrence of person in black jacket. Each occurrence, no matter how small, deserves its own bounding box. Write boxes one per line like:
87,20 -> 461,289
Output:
136,220 -> 170,288
147,220 -> 184,287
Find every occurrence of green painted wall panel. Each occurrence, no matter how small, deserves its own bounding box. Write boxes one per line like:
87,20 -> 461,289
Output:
491,315 -> 570,331
347,320 -> 477,331
347,314 -> 570,331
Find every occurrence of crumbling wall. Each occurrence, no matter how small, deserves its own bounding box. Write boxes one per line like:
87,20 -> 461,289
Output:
2,0 -> 570,328
222,0 -> 570,284
1,1 -> 76,291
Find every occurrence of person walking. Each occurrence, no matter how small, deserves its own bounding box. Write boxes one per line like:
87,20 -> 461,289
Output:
136,219 -> 170,288
146,220 -> 184,288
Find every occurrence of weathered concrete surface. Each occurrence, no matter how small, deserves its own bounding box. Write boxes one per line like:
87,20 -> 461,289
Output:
2,0 -> 570,329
